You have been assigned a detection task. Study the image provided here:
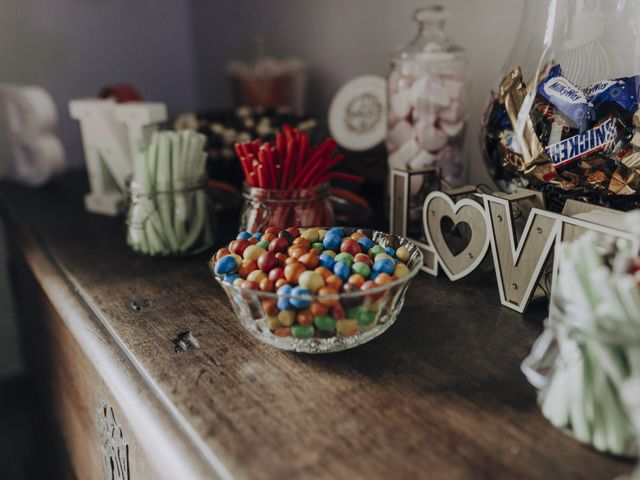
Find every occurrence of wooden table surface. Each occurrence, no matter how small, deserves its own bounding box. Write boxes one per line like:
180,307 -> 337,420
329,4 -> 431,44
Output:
0,172 -> 634,479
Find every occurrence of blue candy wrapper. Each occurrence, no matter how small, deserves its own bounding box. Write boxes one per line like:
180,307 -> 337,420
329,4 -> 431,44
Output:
537,65 -> 596,132
583,75 -> 640,113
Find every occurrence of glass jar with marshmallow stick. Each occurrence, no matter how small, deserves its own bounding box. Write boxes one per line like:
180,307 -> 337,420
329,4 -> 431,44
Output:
387,5 -> 468,187
522,219 -> 640,457
126,130 -> 216,257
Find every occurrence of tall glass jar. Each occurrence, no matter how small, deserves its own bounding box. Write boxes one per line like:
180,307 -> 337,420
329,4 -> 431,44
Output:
387,5 -> 468,186
522,294 -> 640,457
481,0 -> 640,211
240,183 -> 334,233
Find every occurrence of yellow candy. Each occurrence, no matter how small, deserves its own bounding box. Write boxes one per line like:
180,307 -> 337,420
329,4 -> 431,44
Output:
323,250 -> 337,258
247,270 -> 267,283
232,277 -> 244,287
337,319 -> 358,336
301,228 -> 320,243
243,245 -> 266,262
318,229 -> 327,241
298,271 -> 325,293
278,309 -> 296,327
374,253 -> 394,262
267,316 -> 283,331
396,246 -> 410,263
394,263 -> 410,278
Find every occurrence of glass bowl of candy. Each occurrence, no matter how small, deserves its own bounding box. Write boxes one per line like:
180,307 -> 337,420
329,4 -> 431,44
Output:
210,227 -> 423,353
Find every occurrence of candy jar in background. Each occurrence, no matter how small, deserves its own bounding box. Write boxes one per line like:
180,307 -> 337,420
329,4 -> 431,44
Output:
481,0 -> 640,212
387,5 -> 468,189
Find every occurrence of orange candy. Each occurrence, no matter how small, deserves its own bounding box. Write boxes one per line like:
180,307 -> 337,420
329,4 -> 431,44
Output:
215,248 -> 231,260
262,232 -> 276,242
317,286 -> 339,306
314,266 -> 332,280
285,256 -> 298,265
310,300 -> 330,316
238,260 -> 258,278
292,237 -> 310,251
262,298 -> 278,316
351,232 -> 365,241
284,262 -> 306,283
275,327 -> 292,337
347,274 -> 365,288
374,273 -> 393,285
288,247 -> 307,260
299,252 -> 320,269
296,309 -> 314,326
259,278 -> 274,292
275,252 -> 288,266
325,275 -> 344,292
309,248 -> 322,256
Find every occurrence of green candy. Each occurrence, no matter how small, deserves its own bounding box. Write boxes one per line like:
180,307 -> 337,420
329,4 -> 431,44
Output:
334,252 -> 354,268
346,306 -> 376,326
291,324 -> 315,338
257,240 -> 270,250
368,245 -> 385,259
312,242 -> 325,251
351,261 -> 371,278
314,315 -> 337,331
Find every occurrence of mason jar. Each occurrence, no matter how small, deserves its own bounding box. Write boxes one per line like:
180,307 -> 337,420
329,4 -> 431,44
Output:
125,177 -> 215,257
522,294 -> 640,457
240,182 -> 334,233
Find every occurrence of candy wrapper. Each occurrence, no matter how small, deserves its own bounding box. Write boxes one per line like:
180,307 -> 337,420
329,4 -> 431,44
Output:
482,64 -> 640,211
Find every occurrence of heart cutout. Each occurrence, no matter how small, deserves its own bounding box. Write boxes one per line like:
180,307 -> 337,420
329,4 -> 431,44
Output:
423,192 -> 489,281
439,216 -> 472,256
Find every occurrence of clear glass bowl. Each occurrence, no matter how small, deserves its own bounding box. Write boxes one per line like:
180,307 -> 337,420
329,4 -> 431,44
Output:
209,228 -> 423,353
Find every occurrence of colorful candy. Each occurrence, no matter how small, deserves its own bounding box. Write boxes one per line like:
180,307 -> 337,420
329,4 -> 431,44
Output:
212,227 -> 414,340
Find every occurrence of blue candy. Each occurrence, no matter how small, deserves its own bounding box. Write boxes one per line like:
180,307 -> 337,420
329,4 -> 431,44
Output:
214,255 -> 238,275
236,231 -> 252,240
327,227 -> 346,238
223,273 -> 240,284
372,258 -> 394,276
319,253 -> 336,270
289,287 -> 312,309
277,285 -> 293,310
333,261 -> 351,282
357,237 -> 374,251
323,233 -> 341,252
252,232 -> 263,239
384,246 -> 396,258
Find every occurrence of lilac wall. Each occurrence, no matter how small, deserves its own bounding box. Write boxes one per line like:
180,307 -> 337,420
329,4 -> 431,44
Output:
189,0 -> 525,185
0,0 -> 199,166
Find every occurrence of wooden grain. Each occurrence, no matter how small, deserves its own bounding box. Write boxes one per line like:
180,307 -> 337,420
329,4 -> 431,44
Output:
0,172 -> 634,480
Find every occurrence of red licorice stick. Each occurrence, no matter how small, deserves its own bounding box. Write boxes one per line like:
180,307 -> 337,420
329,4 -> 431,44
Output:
316,171 -> 365,185
290,139 -> 336,189
306,153 -> 344,186
293,143 -> 339,189
257,164 -> 266,188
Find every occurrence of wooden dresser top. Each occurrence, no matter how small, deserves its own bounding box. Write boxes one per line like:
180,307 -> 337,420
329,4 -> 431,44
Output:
0,172 -> 632,479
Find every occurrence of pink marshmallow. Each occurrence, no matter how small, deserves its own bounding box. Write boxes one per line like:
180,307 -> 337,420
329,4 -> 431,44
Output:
438,101 -> 464,124
416,121 -> 448,152
390,89 -> 411,120
386,120 -> 415,152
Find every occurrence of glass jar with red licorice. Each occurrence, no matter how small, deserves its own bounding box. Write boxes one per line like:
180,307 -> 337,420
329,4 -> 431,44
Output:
240,182 -> 334,232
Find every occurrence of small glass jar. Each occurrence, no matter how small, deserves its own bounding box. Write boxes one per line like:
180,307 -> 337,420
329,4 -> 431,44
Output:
387,5 -> 468,185
522,294 -> 640,457
240,183 -> 334,233
125,177 -> 215,257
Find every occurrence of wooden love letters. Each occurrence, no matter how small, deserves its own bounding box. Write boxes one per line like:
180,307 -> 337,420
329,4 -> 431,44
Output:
389,168 -> 638,313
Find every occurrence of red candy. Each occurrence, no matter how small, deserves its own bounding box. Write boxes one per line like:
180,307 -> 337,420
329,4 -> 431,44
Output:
354,253 -> 372,266
268,267 -> 285,282
257,252 -> 279,273
229,239 -> 251,256
240,280 -> 259,290
268,237 -> 289,253
265,226 -> 280,235
340,238 -> 361,256
286,227 -> 300,238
